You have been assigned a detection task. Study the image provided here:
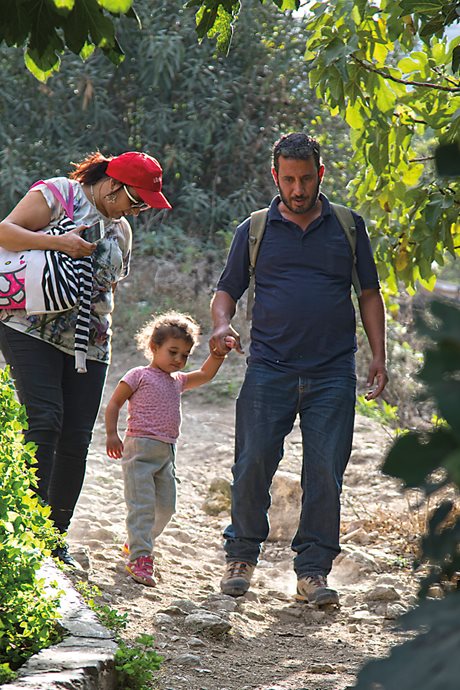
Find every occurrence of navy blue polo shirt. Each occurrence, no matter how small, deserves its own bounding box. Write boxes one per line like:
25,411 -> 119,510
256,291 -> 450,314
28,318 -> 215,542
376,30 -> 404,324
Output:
216,194 -> 380,377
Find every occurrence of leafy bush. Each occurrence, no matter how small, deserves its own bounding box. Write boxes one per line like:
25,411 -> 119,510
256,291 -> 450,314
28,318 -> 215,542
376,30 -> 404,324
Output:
0,367 -> 60,673
115,635 -> 163,690
352,300 -> 460,689
76,583 -> 163,689
356,394 -> 399,428
75,582 -> 128,636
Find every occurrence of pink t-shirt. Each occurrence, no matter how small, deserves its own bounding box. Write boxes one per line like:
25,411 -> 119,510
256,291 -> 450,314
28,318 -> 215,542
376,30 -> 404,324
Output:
122,366 -> 187,444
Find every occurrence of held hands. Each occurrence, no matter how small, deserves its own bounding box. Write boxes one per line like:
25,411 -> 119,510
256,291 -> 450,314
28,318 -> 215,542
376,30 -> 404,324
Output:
209,326 -> 244,358
210,336 -> 239,359
106,433 -> 124,460
57,226 -> 96,258
365,359 -> 389,400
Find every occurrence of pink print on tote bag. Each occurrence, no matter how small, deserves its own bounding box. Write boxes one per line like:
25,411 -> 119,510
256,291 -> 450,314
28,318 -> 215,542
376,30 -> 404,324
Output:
0,180 -> 74,310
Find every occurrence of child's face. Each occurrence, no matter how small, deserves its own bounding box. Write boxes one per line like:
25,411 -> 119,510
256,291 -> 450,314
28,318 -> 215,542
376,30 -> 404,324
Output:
151,337 -> 192,374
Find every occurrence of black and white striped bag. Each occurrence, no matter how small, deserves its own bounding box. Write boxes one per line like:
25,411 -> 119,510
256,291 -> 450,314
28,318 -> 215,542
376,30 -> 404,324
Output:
25,215 -> 93,374
0,180 -> 94,373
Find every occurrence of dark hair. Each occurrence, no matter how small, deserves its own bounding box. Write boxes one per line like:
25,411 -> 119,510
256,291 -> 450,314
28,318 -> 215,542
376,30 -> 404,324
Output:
136,311 -> 201,359
272,133 -> 321,173
69,152 -> 112,185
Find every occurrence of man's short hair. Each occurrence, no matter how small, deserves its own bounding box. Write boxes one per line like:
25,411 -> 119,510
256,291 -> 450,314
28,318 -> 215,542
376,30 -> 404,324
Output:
272,132 -> 321,173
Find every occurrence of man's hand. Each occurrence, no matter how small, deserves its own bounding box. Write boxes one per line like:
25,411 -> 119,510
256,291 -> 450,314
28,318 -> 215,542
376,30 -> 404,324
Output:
365,358 -> 389,400
209,325 -> 244,357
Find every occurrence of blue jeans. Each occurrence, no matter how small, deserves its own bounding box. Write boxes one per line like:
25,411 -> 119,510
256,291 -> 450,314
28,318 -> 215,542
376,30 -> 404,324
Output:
224,362 -> 356,577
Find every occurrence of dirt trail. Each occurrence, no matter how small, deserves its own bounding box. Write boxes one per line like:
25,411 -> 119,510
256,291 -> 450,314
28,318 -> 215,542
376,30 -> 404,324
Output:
66,342 -> 418,690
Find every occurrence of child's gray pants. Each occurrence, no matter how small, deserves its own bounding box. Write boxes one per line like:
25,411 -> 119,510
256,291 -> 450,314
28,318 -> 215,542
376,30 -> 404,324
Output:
122,436 -> 176,561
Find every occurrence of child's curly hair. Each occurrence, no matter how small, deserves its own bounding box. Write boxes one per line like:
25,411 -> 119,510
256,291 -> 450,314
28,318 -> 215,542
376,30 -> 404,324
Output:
136,311 -> 201,360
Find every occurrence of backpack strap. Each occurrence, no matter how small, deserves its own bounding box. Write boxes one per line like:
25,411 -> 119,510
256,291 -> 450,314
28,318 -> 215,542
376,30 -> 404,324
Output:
330,202 -> 362,298
29,179 -> 75,221
246,208 -> 269,320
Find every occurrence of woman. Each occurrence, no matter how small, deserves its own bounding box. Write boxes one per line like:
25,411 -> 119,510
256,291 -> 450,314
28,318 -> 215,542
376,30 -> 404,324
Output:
0,151 -> 171,566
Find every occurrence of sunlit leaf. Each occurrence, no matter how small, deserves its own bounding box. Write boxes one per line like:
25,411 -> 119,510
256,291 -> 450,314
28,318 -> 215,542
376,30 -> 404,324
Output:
51,0 -> 75,9
98,0 -> 133,10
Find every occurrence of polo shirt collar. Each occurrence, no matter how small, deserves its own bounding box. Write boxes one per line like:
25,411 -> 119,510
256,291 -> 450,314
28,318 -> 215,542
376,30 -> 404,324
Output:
268,192 -> 332,223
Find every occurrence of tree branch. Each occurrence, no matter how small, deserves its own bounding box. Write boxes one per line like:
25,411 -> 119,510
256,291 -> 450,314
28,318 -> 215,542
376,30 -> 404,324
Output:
432,66 -> 459,88
352,56 -> 460,93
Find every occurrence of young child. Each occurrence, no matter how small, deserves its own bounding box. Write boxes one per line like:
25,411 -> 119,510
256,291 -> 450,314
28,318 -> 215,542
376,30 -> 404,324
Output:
105,311 -> 233,587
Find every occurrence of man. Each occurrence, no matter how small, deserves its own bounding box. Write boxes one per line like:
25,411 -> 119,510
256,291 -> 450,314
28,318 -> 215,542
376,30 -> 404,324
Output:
210,132 -> 388,606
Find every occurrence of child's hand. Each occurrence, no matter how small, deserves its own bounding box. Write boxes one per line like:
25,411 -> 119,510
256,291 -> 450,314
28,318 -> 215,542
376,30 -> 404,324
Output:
224,336 -> 238,350
106,433 -> 124,460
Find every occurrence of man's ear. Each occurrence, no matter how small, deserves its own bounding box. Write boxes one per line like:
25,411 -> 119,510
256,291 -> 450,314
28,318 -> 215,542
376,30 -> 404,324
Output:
318,164 -> 325,183
271,166 -> 278,186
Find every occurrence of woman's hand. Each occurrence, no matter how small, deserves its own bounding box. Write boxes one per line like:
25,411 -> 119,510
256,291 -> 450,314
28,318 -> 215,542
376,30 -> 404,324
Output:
55,226 -> 96,258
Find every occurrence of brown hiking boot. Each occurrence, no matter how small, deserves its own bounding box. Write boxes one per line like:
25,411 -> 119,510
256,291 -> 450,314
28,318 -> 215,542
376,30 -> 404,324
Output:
220,560 -> 255,597
296,574 -> 339,606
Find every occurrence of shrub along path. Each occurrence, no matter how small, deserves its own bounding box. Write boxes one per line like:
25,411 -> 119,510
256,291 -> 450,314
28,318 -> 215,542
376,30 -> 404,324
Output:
67,342 -> 420,690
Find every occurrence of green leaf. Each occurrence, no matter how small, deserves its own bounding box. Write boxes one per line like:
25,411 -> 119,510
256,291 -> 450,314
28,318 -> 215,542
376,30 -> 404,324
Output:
51,0 -> 75,10
0,0 -> 32,45
345,102 -> 365,129
399,0 -> 444,16
24,48 -> 61,82
452,45 -> 460,72
354,593 -> 460,689
382,428 -> 458,486
98,0 -> 133,10
420,15 -> 449,38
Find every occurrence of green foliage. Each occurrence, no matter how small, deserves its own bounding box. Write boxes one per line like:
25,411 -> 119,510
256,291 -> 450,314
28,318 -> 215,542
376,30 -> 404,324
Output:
187,0 -> 301,53
75,582 -> 162,688
189,0 -> 460,291
0,663 -> 17,683
356,394 -> 399,427
0,368 -> 61,671
0,0 -> 351,255
351,299 -> 460,688
0,0 -> 137,81
115,634 -> 163,690
75,582 -> 128,635
302,0 -> 460,292
353,593 -> 460,690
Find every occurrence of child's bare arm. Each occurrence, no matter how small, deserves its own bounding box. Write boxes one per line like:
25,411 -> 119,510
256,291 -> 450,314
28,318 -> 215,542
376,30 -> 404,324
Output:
184,336 -> 236,390
183,352 -> 226,390
105,381 -> 132,459
184,336 -> 237,390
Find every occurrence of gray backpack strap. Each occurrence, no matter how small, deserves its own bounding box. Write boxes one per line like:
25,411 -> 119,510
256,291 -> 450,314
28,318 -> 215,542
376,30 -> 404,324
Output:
330,202 -> 362,297
246,208 -> 269,320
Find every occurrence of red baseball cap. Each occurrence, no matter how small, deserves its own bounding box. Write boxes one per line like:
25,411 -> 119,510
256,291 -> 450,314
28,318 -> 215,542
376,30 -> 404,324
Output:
106,152 -> 172,210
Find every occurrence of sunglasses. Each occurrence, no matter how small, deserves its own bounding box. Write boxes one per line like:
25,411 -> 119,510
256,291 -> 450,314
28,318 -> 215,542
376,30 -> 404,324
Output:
123,185 -> 150,211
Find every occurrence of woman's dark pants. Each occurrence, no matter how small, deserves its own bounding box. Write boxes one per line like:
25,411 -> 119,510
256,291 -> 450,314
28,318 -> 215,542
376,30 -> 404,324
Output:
0,324 -> 107,533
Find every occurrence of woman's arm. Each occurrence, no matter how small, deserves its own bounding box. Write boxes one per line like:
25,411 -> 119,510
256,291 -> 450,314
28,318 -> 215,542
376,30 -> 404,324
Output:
0,191 -> 95,258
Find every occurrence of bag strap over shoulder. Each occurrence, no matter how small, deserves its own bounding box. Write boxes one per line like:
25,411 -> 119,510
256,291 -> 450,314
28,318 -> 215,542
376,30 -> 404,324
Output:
330,202 -> 362,298
245,202 -> 362,321
29,179 -> 75,221
246,207 -> 269,320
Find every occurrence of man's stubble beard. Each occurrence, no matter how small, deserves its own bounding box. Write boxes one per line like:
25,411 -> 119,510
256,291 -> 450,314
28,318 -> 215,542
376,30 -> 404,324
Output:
278,177 -> 321,215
